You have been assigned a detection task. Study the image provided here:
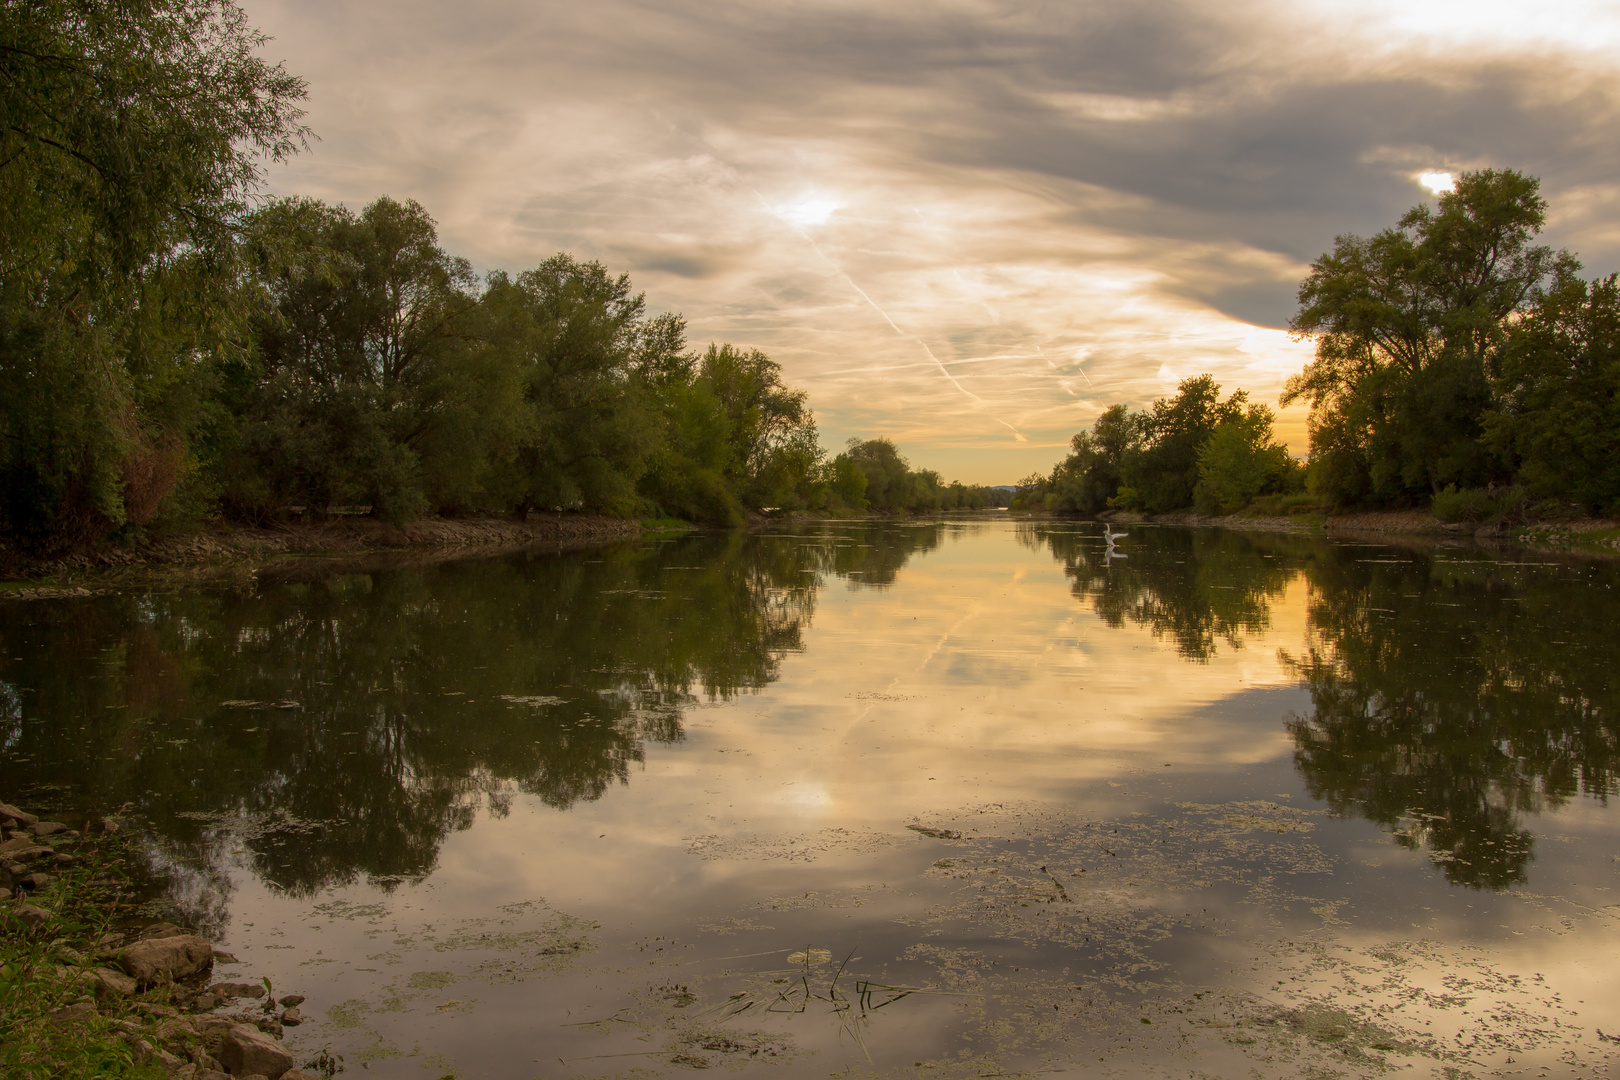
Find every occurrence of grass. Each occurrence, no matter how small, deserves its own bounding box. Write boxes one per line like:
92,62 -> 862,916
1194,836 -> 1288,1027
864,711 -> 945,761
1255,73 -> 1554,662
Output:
0,826 -> 177,1080
3,814 -> 344,1080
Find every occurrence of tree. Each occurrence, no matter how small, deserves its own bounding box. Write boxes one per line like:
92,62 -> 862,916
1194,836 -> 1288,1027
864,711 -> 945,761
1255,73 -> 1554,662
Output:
232,197 -> 479,521
1118,375 -> 1246,512
1,0 -> 307,548
481,254 -> 657,517
1484,272 -> 1620,513
1193,403 -> 1294,515
1283,169 -> 1574,506
1045,403 -> 1144,513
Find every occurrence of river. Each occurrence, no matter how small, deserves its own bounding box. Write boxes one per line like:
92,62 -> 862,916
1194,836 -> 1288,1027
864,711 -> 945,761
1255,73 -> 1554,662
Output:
1,520 -> 1616,1078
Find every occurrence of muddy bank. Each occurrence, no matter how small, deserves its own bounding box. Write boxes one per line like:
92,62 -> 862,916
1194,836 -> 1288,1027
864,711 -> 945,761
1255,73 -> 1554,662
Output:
1,515 -> 641,594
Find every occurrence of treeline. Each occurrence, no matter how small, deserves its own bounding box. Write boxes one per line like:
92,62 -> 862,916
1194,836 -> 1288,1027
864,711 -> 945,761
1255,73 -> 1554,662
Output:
0,2 -> 1004,554
1025,169 -> 1620,520
1013,375 -> 1303,515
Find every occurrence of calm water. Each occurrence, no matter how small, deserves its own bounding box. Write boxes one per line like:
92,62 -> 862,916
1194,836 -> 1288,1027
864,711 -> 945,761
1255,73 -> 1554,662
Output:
2,521 -> 1618,1079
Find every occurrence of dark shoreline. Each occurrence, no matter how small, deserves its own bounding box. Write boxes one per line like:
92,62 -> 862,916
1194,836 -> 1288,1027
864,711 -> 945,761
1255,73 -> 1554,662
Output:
0,515 -> 645,595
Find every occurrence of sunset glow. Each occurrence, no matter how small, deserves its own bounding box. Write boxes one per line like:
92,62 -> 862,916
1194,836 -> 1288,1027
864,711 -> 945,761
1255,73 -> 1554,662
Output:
244,0 -> 1620,482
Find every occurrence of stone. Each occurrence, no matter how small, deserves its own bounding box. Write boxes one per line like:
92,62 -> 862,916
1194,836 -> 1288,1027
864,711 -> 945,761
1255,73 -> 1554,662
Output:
280,1071 -> 320,1080
195,993 -> 219,1011
30,820 -> 68,836
278,1007 -> 302,1026
50,942 -> 88,964
155,1016 -> 201,1045
50,1001 -> 97,1022
117,934 -> 215,987
52,852 -> 74,865
8,902 -> 51,927
0,802 -> 39,825
218,1024 -> 294,1080
0,836 -> 50,858
209,982 -> 265,999
255,1017 -> 284,1038
21,871 -> 55,889
137,921 -> 193,941
277,994 -> 304,1007
78,965 -> 138,998
5,861 -> 26,875
198,1073 -> 231,1080
212,949 -> 240,964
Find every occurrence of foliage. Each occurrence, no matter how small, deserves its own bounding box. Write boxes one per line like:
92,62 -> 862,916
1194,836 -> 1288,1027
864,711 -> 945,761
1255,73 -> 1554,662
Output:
1482,272 -> 1620,515
1194,403 -> 1297,515
0,830 -> 173,1080
1282,169 -> 1574,506
1027,379 -> 1296,516
0,0 -> 308,549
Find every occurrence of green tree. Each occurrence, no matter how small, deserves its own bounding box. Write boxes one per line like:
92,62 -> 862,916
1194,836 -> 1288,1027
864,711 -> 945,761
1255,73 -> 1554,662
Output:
1484,272 -> 1620,513
1283,169 -> 1573,506
1193,403 -> 1295,515
232,196 -> 479,521
1120,375 -> 1246,512
1,0 -> 307,548
1045,403 -> 1144,513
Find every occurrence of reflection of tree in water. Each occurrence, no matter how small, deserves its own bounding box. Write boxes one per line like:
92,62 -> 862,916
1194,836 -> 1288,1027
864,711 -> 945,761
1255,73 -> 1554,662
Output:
791,520 -> 951,588
1020,525 -> 1297,660
1023,525 -> 1620,889
1282,552 -> 1620,890
0,531 -> 842,899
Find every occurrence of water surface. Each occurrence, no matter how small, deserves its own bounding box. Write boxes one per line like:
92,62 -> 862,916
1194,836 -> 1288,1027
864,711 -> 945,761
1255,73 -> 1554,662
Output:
2,521 -> 1617,1078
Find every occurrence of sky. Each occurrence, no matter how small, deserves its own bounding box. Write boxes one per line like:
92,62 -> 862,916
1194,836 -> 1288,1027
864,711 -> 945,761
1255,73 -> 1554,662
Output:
244,0 -> 1620,484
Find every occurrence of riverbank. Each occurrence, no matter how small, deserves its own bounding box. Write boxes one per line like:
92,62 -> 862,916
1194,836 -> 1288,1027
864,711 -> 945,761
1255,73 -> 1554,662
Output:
0,797 -> 322,1080
0,515 -> 644,595
1089,506 -> 1620,553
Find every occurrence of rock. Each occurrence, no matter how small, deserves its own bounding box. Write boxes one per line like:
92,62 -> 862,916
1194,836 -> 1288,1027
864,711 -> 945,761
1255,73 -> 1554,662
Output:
209,982 -> 266,999
198,1073 -> 231,1080
50,942 -> 88,964
50,1001 -> 97,1022
30,820 -> 68,836
155,1016 -> 200,1045
52,852 -> 74,865
5,861 -> 26,875
137,921 -> 193,941
135,1002 -> 180,1018
279,1007 -> 302,1026
195,993 -> 219,1011
0,837 -> 50,859
0,802 -> 39,825
77,966 -> 138,999
255,1017 -> 284,1038
117,934 -> 215,987
278,994 -> 304,1007
281,1071 -> 320,1080
21,871 -> 55,889
212,949 -> 240,964
8,902 -> 51,927
218,1023 -> 294,1079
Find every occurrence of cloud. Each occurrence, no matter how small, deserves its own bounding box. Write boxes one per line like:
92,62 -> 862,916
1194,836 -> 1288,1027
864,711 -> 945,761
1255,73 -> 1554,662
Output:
244,0 -> 1620,482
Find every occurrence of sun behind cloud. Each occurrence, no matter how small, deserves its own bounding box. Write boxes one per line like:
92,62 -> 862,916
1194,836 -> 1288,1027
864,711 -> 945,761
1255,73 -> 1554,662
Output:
1418,171 -> 1456,195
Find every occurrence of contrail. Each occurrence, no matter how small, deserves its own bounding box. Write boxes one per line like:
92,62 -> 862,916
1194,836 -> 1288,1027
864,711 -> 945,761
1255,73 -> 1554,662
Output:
762,194 -> 1027,442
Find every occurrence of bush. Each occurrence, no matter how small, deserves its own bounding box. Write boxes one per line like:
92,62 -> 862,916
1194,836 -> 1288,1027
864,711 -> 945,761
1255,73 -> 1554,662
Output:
1430,484 -> 1534,523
